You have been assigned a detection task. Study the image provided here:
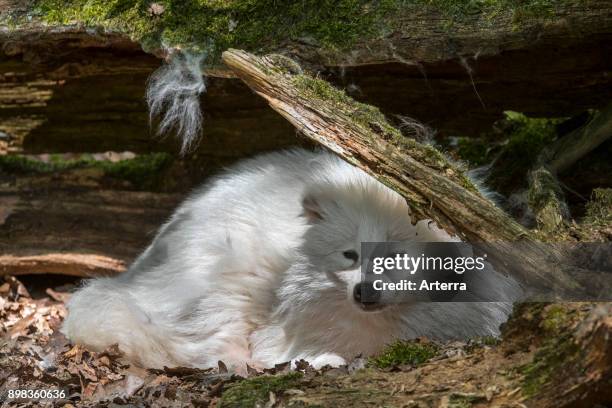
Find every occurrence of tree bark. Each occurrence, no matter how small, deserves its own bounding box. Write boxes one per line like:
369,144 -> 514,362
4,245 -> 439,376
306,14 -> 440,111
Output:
1,2 -> 611,154
0,253 -> 125,277
528,167 -> 569,234
540,103 -> 612,175
528,102 -> 612,232
0,177 -> 182,277
221,49 -> 609,298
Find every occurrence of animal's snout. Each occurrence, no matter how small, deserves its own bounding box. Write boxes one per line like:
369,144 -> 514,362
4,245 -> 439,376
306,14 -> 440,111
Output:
353,282 -> 381,306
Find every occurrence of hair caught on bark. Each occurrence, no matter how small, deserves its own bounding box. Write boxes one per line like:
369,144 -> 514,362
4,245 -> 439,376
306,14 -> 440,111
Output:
396,115 -> 435,144
146,52 -> 207,154
467,164 -> 504,205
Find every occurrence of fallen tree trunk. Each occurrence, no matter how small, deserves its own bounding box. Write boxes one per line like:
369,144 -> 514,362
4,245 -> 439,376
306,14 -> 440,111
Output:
528,103 -> 612,233
2,2 -> 612,155
540,103 -> 612,175
221,49 -> 609,298
0,176 -> 182,277
528,167 -> 570,234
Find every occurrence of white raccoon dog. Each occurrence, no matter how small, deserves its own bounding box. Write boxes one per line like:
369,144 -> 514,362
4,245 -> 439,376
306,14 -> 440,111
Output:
63,148 -> 520,372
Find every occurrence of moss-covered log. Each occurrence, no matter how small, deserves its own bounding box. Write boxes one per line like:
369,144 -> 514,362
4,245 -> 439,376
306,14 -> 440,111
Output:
221,48 -> 610,298
527,103 -> 612,233
540,102 -> 612,175
1,1 -> 612,155
9,0 -> 612,73
528,167 -> 569,234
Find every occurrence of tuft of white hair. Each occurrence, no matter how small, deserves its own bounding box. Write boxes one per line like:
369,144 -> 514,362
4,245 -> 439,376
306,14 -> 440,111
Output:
146,52 -> 206,154
396,115 -> 435,144
467,164 -> 504,205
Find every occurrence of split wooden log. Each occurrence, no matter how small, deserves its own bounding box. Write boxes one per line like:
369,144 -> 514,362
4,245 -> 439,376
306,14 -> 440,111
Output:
0,178 -> 182,278
528,103 -> 612,232
2,1 -> 612,155
540,103 -> 612,175
0,254 -> 125,277
528,167 -> 570,234
221,49 -> 610,298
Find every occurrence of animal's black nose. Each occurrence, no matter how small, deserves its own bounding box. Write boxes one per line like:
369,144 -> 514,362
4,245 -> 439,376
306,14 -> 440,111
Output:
353,282 -> 381,304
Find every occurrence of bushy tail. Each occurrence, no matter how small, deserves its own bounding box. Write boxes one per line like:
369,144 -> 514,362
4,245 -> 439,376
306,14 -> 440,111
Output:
146,51 -> 207,154
61,278 -> 177,368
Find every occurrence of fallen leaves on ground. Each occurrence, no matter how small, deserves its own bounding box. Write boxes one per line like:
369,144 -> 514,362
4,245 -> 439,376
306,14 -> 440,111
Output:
1,275 -> 609,407
0,275 -> 360,407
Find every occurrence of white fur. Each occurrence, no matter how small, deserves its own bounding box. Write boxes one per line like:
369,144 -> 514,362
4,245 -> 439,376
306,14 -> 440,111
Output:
146,52 -> 206,153
63,149 -> 520,372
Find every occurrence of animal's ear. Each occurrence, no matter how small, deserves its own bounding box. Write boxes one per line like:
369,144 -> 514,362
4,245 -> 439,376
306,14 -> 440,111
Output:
302,194 -> 324,223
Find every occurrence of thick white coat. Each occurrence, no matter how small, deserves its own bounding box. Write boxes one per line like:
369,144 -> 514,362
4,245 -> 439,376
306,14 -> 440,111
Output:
63,149 -> 520,371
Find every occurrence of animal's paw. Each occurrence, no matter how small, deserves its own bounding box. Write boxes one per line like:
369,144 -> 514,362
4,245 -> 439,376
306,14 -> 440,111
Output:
308,353 -> 347,369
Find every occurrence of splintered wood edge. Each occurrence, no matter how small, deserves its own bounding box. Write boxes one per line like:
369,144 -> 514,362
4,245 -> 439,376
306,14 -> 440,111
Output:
0,253 -> 126,278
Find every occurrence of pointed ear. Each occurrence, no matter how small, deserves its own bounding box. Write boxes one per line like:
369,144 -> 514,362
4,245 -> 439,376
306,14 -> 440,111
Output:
302,194 -> 324,223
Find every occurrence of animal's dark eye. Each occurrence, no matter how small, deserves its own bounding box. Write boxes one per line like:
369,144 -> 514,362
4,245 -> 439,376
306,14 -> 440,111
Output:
343,250 -> 359,263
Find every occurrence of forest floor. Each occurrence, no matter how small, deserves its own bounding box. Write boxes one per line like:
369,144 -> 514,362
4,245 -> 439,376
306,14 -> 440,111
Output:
1,274 -> 610,408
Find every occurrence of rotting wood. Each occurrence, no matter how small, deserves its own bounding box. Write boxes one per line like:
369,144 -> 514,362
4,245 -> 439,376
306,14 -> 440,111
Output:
2,2 -> 612,154
0,253 -> 125,277
0,179 -> 182,277
540,102 -> 612,175
528,102 -> 612,232
221,49 -> 610,298
5,1 -> 611,77
528,167 -> 569,234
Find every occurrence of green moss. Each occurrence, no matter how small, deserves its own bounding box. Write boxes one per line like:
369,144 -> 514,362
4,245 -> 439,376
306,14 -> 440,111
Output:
219,372 -> 303,408
293,75 -> 351,104
488,111 -> 563,193
464,335 -> 500,353
439,0 -> 574,22
481,335 -> 499,346
520,333 -> 579,398
503,111 -> 561,162
32,0 -> 581,59
448,393 -> 485,408
100,153 -> 172,188
519,305 -> 580,398
540,304 -> 569,333
0,155 -> 56,173
369,340 -> 438,369
0,153 -> 172,189
456,137 -> 490,166
527,167 -> 567,233
584,188 -> 612,225
34,0 -> 402,57
293,74 -> 401,138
